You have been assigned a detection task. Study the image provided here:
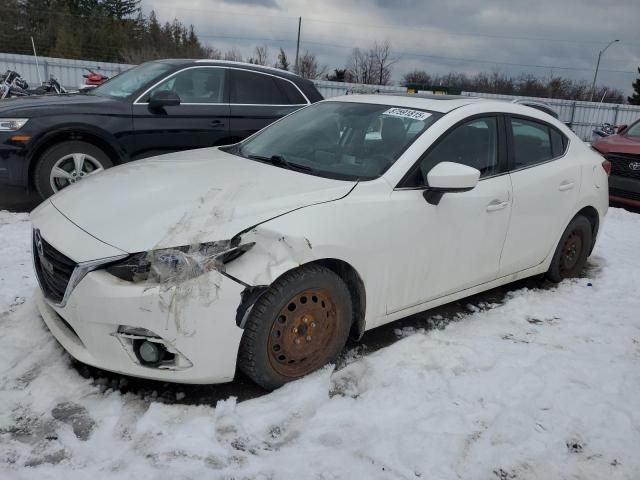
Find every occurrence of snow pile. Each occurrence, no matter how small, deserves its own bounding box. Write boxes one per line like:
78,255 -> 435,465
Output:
0,209 -> 639,479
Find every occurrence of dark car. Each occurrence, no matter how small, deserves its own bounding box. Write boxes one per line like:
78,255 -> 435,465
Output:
592,118 -> 640,207
0,59 -> 322,198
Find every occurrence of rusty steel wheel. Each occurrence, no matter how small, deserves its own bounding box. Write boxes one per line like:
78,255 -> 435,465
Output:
559,231 -> 583,274
268,288 -> 339,377
547,215 -> 592,283
238,264 -> 353,390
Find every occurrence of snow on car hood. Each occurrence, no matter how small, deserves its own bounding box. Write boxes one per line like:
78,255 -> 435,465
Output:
50,147 -> 356,253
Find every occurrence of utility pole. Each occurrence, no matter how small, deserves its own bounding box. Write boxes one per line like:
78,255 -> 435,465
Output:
589,39 -> 619,102
294,17 -> 301,75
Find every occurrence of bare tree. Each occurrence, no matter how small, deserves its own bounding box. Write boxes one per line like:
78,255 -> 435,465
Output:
346,41 -> 397,85
248,44 -> 268,65
371,40 -> 397,85
346,48 -> 376,84
298,50 -> 327,79
402,69 -> 432,86
224,48 -> 243,62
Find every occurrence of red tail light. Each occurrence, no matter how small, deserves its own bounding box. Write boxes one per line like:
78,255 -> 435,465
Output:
602,159 -> 612,176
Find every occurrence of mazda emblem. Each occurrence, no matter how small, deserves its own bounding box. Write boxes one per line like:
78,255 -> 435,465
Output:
34,229 -> 44,257
629,162 -> 640,171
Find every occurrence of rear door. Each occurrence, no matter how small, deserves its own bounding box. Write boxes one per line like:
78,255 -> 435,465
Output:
499,115 -> 578,275
131,66 -> 230,159
228,69 -> 309,139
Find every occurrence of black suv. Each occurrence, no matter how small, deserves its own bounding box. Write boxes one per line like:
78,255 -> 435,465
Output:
0,59 -> 322,198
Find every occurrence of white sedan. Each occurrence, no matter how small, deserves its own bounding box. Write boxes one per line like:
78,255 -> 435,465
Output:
31,95 -> 609,390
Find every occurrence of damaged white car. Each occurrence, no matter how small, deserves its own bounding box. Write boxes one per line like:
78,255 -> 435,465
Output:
31,95 -> 608,389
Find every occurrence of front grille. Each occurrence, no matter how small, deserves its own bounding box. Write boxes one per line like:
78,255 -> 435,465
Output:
607,153 -> 640,180
610,188 -> 640,202
33,230 -> 76,304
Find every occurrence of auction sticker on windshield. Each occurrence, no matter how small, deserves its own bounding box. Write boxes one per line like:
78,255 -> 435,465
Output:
383,107 -> 432,121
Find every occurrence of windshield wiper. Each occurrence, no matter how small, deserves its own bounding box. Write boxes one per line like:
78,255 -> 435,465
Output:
246,154 -> 315,173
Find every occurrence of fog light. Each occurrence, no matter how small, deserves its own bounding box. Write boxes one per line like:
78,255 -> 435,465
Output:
136,340 -> 165,365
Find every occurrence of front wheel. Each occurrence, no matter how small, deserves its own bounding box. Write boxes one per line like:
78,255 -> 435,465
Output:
546,216 -> 593,283
34,141 -> 113,199
238,265 -> 353,390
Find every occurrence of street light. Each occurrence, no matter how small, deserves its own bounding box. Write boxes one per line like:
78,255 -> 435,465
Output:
589,39 -> 620,102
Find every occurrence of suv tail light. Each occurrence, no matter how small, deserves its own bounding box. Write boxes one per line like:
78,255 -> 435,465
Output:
602,159 -> 612,176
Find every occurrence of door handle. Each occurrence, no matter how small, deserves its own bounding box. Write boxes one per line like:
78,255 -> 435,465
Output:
486,200 -> 510,212
210,120 -> 225,128
559,181 -> 575,192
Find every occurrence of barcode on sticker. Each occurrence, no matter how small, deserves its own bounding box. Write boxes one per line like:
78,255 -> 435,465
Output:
383,108 -> 431,121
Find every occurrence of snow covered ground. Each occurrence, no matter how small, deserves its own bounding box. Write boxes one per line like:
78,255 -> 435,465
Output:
0,208 -> 639,479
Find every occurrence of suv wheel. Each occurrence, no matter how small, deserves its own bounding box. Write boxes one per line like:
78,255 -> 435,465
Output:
34,141 -> 113,198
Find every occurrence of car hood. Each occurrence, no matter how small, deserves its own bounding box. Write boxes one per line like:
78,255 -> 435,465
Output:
0,93 -> 119,116
49,147 -> 356,253
593,134 -> 640,155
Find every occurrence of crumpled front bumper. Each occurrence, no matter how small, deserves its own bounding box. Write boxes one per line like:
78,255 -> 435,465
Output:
32,201 -> 246,384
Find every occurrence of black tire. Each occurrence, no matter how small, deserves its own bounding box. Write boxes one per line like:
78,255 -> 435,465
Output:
238,264 -> 353,390
546,216 -> 593,283
34,141 -> 113,199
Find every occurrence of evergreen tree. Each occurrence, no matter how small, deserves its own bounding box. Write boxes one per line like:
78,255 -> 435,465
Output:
275,48 -> 289,71
629,68 -> 640,105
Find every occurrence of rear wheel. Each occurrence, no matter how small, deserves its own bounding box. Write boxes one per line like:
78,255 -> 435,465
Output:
546,215 -> 593,282
238,265 -> 352,390
34,141 -> 112,198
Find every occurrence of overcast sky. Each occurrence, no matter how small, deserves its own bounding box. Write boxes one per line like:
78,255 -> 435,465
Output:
142,0 -> 640,95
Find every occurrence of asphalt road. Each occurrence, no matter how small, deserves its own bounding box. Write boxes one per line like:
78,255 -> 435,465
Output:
0,186 -> 41,212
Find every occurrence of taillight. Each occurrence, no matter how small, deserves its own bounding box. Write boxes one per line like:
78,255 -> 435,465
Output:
602,159 -> 612,176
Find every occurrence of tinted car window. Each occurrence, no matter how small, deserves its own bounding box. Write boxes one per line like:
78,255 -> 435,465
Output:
549,128 -> 566,157
150,68 -> 225,103
511,118 -> 554,169
275,77 -> 307,104
418,117 -> 499,182
230,70 -> 288,104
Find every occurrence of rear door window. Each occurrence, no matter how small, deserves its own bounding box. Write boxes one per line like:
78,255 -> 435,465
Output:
275,77 -> 307,104
230,70 -> 289,105
510,118 -> 559,169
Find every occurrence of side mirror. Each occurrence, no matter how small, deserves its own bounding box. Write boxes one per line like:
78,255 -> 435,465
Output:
423,161 -> 480,205
149,90 -> 180,109
616,124 -> 628,134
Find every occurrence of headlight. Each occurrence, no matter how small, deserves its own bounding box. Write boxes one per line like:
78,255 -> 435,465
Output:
0,119 -> 29,131
106,239 -> 254,283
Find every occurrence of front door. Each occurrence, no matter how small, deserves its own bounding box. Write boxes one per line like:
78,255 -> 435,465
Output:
131,67 -> 230,159
385,116 -> 513,314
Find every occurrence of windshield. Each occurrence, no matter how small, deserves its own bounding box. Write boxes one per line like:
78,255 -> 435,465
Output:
90,62 -> 173,99
237,101 -> 441,180
625,121 -> 640,138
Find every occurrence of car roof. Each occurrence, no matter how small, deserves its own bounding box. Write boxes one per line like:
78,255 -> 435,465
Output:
153,59 -> 303,82
326,94 -> 486,113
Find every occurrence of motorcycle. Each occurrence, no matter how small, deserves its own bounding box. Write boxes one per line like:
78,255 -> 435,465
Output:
1,70 -> 70,99
0,70 -> 30,99
592,122 -> 617,139
79,68 -> 108,91
34,75 -> 68,95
